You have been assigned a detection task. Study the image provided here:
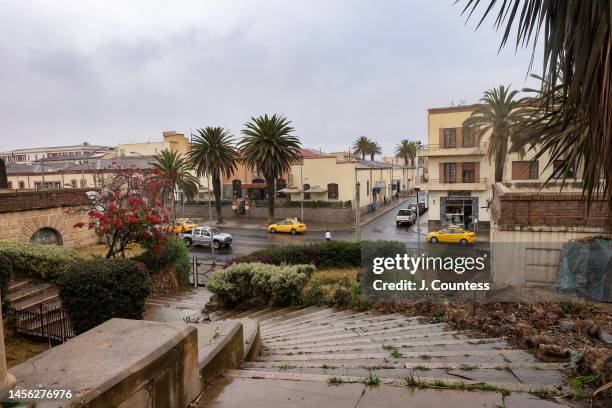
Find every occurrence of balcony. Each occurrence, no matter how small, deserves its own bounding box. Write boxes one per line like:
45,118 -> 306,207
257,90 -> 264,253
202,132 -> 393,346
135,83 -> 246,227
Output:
420,178 -> 489,191
419,143 -> 487,157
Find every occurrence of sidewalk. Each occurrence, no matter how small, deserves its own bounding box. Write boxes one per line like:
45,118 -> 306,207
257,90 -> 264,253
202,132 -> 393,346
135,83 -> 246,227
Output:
191,198 -> 410,232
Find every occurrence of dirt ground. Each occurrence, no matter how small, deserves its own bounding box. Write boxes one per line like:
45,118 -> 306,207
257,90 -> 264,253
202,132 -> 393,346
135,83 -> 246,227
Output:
5,332 -> 49,368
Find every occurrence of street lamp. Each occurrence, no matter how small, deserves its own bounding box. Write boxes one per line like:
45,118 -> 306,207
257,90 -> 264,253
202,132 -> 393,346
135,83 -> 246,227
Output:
355,181 -> 361,240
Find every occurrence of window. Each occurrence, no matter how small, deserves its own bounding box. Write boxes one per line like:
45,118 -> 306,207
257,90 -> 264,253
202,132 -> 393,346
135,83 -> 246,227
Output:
462,162 -> 475,183
443,128 -> 457,148
462,131 -> 475,147
327,183 -> 338,200
512,161 -> 539,180
303,184 -> 310,200
7,181 -> 12,188
366,180 -> 370,196
232,179 -> 242,198
553,160 -> 575,179
443,163 -> 457,183
71,179 -> 77,188
19,181 -> 25,189
80,179 -> 87,188
529,161 -> 539,179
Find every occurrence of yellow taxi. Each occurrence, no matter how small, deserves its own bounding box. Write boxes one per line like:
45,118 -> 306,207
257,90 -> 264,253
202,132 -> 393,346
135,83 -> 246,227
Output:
268,218 -> 307,235
168,219 -> 198,233
427,226 -> 476,244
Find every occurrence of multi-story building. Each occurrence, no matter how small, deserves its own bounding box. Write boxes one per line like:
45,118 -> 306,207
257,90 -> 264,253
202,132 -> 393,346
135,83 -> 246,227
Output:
0,143 -> 113,165
421,105 -> 494,230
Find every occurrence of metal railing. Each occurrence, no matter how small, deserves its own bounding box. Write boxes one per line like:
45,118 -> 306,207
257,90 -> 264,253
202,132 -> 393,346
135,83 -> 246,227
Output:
419,142 -> 487,154
5,304 -> 75,343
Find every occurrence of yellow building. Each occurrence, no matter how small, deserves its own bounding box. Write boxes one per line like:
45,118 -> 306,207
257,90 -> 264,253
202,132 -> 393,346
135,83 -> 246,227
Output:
281,155 -> 402,211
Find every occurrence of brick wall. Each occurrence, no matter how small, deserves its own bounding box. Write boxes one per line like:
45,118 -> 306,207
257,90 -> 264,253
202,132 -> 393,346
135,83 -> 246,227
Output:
492,184 -> 611,231
0,189 -> 93,213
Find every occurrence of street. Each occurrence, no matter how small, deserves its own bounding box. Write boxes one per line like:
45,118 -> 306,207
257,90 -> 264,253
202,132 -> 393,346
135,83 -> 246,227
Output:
189,201 -> 430,259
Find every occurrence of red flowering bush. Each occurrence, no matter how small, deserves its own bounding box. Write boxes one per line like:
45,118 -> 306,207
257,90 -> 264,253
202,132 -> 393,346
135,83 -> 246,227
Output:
75,168 -> 171,258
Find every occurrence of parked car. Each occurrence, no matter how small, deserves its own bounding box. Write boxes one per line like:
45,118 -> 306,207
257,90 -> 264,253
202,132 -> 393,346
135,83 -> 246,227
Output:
166,218 -> 198,234
180,226 -> 232,249
268,218 -> 307,234
427,226 -> 476,245
395,209 -> 416,226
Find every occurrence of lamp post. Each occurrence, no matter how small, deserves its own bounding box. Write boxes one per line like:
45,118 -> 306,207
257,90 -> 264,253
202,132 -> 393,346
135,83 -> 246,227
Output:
355,181 -> 361,240
300,162 -> 304,222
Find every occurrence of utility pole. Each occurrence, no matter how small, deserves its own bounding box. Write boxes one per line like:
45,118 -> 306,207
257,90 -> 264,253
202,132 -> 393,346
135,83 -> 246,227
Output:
415,141 -> 422,253
355,180 -> 361,240
300,161 -> 304,222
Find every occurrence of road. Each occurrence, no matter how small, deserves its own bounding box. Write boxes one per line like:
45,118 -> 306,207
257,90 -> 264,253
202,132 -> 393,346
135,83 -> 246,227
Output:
189,200 -> 430,260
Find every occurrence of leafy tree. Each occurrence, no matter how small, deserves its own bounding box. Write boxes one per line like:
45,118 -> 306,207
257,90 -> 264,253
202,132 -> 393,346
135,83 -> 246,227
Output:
462,85 -> 523,182
188,127 -> 239,223
352,136 -> 371,161
150,149 -> 200,223
74,169 -> 170,258
395,139 -> 418,167
240,114 -> 302,222
460,0 -> 611,203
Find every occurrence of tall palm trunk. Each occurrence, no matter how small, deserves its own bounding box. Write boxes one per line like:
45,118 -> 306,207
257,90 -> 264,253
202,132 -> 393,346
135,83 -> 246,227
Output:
265,175 -> 275,223
494,135 -> 508,182
212,173 -> 223,224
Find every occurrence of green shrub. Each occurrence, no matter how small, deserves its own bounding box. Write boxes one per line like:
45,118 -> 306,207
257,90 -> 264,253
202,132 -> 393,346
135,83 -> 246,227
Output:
233,241 -> 362,269
0,242 -> 81,281
57,259 -> 151,334
0,255 -> 13,310
208,262 -> 315,307
134,237 -> 191,286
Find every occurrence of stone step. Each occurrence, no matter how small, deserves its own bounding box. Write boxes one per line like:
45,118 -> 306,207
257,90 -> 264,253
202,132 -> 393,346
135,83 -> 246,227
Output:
8,282 -> 56,305
8,279 -> 35,294
12,290 -> 60,311
259,307 -> 336,327
224,369 -> 565,393
245,361 -> 567,371
257,348 -> 532,362
264,338 -> 505,355
262,310 -> 374,334
262,323 -> 449,347
267,331 -> 464,350
264,317 -> 425,341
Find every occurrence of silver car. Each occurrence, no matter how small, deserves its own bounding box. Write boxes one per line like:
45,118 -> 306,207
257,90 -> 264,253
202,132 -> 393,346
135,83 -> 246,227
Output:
180,226 -> 232,249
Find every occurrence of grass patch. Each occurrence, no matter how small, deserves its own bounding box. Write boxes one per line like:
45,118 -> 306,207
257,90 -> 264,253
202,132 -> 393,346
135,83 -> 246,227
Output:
473,383 -> 511,396
419,354 -> 432,360
320,364 -> 336,370
328,376 -> 344,385
390,348 -> 404,358
363,371 -> 380,386
531,388 -> 551,399
413,365 -> 431,371
278,362 -> 296,370
5,336 -> 49,368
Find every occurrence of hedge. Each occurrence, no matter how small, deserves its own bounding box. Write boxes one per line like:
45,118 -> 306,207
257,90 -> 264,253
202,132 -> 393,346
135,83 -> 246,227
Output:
134,237 -> 191,286
208,263 -> 315,306
57,259 -> 151,334
0,242 -> 81,281
232,241 -> 362,269
0,255 -> 12,309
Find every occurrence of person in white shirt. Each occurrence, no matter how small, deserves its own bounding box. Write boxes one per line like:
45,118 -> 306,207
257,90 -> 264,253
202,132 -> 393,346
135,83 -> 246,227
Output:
325,230 -> 331,242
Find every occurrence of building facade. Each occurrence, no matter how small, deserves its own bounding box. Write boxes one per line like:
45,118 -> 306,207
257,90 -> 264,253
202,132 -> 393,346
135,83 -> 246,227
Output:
0,143 -> 113,165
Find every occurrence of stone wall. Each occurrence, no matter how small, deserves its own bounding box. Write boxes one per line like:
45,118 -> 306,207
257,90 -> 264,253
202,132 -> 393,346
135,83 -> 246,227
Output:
0,189 -> 98,248
179,204 -> 356,223
492,184 -> 611,231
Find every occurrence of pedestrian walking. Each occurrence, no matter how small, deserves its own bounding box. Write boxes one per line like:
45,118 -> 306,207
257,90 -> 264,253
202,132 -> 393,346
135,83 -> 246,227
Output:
325,229 -> 331,242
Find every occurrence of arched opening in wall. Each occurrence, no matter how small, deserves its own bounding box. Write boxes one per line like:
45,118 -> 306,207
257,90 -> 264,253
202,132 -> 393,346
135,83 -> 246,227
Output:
276,178 -> 286,197
327,183 -> 338,200
303,183 -> 311,200
30,227 -> 63,246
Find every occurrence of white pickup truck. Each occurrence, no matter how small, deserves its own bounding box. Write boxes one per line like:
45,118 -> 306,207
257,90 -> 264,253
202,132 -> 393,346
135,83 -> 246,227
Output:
395,208 -> 416,226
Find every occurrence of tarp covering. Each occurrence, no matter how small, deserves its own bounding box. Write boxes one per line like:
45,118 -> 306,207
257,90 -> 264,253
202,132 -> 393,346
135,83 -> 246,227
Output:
555,237 -> 612,302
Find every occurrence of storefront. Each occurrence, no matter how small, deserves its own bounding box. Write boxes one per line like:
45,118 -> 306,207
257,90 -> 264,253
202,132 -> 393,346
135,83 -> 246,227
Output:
440,194 -> 479,229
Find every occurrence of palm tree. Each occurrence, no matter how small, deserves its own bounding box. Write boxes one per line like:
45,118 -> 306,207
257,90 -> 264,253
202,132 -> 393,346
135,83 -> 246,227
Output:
462,85 -> 523,182
352,136 -> 371,160
395,140 -> 418,167
150,149 -> 200,224
460,0 -> 611,203
187,127 -> 239,224
368,141 -> 382,161
240,114 -> 302,223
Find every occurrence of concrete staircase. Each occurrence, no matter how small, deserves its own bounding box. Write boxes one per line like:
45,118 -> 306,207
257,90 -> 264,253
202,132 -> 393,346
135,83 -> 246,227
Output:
207,307 -> 570,404
7,278 -> 61,310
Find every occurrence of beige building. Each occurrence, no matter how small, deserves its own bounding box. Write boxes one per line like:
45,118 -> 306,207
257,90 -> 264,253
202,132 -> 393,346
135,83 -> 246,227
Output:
0,143 -> 113,165
281,155 -> 402,210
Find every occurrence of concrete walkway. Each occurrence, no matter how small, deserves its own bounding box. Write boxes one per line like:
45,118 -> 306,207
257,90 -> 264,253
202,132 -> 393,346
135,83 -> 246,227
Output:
201,307 -> 574,407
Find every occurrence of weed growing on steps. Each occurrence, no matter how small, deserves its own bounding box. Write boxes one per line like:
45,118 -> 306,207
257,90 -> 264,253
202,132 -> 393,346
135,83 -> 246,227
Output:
327,376 -> 344,385
363,370 -> 380,386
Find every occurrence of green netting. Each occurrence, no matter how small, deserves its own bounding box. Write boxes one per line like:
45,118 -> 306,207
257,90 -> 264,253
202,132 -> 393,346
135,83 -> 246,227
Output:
555,237 -> 612,302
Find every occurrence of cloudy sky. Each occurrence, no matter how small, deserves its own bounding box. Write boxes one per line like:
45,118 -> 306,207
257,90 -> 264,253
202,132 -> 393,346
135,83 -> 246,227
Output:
0,0 -> 540,155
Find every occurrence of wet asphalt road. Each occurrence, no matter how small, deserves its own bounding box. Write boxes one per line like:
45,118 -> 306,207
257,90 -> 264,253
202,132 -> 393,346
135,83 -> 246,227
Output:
189,202 -> 430,259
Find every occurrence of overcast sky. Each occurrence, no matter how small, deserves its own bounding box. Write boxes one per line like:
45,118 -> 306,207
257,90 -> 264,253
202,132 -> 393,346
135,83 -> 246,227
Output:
0,0 -> 540,155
